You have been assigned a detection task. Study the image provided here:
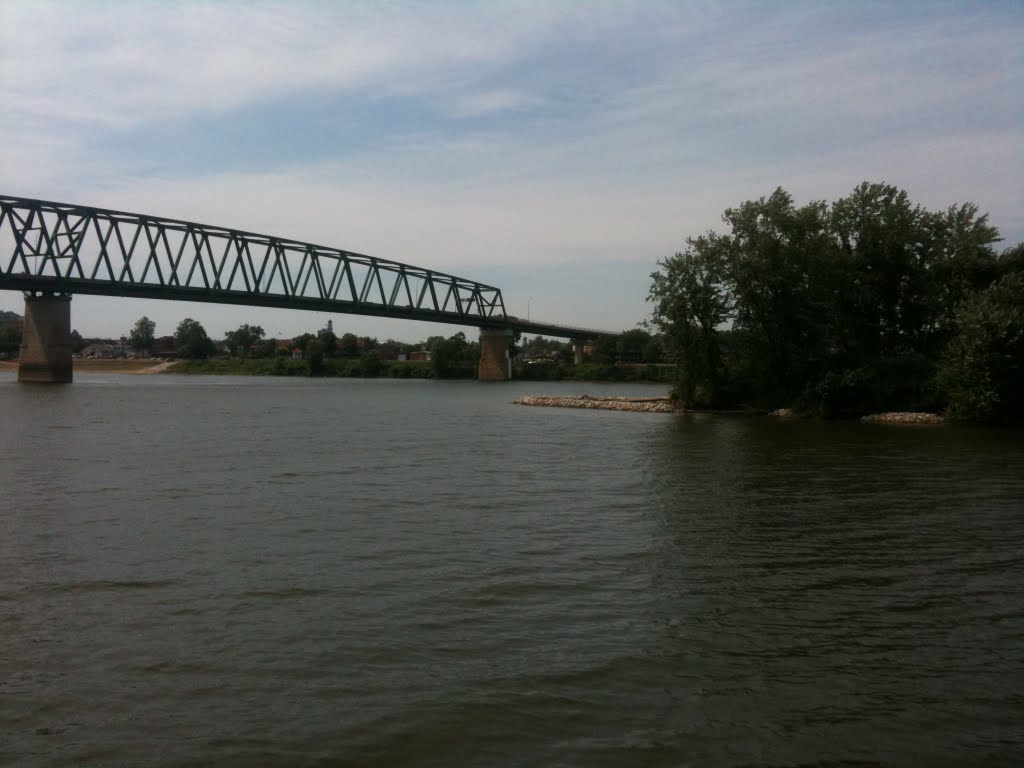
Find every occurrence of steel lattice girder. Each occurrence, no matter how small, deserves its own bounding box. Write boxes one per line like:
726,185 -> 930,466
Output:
0,194 -> 508,327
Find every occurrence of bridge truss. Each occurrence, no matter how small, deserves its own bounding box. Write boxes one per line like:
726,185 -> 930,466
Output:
0,195 -> 507,327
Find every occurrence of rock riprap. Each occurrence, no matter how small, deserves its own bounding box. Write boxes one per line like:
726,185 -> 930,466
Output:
860,412 -> 944,424
513,395 -> 678,413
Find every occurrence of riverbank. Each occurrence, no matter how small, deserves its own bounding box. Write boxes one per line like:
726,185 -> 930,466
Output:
168,357 -> 442,378
0,358 -> 170,373
80,359 -> 175,373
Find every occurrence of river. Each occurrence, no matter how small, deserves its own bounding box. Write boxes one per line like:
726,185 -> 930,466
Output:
1,372 -> 1022,767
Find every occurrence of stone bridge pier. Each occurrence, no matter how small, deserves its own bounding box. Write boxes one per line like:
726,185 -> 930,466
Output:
478,327 -> 513,381
18,294 -> 73,383
572,339 -> 585,365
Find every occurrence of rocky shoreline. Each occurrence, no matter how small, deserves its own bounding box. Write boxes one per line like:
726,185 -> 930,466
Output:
771,408 -> 944,424
515,396 -> 946,424
859,412 -> 945,425
513,395 -> 678,413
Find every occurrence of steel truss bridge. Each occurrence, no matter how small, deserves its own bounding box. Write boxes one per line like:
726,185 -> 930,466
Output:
0,194 -> 608,339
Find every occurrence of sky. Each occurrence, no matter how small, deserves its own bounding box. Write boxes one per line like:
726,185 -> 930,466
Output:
1,0 -> 1021,342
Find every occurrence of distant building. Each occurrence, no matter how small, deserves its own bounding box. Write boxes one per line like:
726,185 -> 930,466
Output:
80,343 -> 119,358
407,350 -> 431,362
151,336 -> 177,358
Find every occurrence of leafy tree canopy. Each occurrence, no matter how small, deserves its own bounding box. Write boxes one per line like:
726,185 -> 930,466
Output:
224,324 -> 265,358
174,318 -> 215,359
128,316 -> 156,354
650,182 -> 1018,421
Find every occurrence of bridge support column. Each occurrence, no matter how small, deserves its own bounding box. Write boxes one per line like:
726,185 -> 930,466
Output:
19,294 -> 73,383
572,339 -> 585,365
478,328 -> 513,381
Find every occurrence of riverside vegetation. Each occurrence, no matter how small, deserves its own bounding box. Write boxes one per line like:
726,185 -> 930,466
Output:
648,182 -> 1023,424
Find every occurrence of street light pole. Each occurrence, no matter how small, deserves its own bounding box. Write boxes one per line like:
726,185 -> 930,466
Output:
527,296 -> 533,322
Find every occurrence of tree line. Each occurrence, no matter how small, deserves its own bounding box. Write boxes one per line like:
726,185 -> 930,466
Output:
123,316 -> 485,379
123,315 -> 673,379
648,182 -> 1023,423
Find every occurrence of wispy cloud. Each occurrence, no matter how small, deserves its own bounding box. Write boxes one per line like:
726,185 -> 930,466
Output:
0,1 -> 1020,338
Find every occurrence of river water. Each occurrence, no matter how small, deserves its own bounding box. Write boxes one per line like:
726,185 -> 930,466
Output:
1,372 -> 1022,767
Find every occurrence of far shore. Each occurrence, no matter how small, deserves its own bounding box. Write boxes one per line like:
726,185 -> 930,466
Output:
0,358 -> 174,374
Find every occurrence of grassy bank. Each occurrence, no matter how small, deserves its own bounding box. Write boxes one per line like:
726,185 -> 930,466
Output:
168,357 -> 447,378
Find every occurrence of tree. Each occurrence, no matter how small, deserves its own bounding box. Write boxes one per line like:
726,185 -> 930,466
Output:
649,232 -> 732,406
317,328 -> 338,357
252,338 -> 277,358
938,273 -> 1024,423
619,328 -> 652,362
70,329 -> 87,353
174,318 -> 215,359
224,324 -> 265,358
997,243 -> 1024,278
591,335 -> 619,366
0,320 -> 22,358
305,339 -> 325,375
292,333 -> 316,354
723,188 -> 834,403
377,338 -> 406,360
360,349 -> 382,377
649,181 -> 1008,416
641,334 -> 664,364
338,332 -> 360,357
128,316 -> 156,355
430,332 -> 469,378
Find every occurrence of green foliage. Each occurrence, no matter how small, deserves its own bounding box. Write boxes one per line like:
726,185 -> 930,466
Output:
429,331 -> 476,378
338,332 -> 360,357
171,357 -> 438,379
650,181 -> 1016,420
359,350 -> 382,377
938,273 -> 1024,423
522,335 -> 572,359
174,318 -> 215,359
997,243 -> 1024,278
0,318 -> 22,357
590,335 -> 619,366
317,328 -> 337,357
305,339 -> 325,375
128,316 -> 156,354
649,230 -> 731,407
224,323 -> 265,358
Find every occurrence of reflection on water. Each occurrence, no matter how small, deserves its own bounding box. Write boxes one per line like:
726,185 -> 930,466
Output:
1,373 -> 1022,766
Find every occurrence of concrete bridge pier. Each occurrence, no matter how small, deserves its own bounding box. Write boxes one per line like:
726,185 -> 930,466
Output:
19,294 -> 73,383
478,328 -> 513,381
572,339 -> 585,365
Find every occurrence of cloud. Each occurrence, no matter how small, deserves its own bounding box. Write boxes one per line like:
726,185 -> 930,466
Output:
0,1 -> 1020,339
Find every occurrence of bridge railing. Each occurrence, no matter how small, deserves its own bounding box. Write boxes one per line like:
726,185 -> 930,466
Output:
0,195 -> 507,325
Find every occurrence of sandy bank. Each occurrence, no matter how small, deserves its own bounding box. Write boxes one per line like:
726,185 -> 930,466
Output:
0,359 -> 169,374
